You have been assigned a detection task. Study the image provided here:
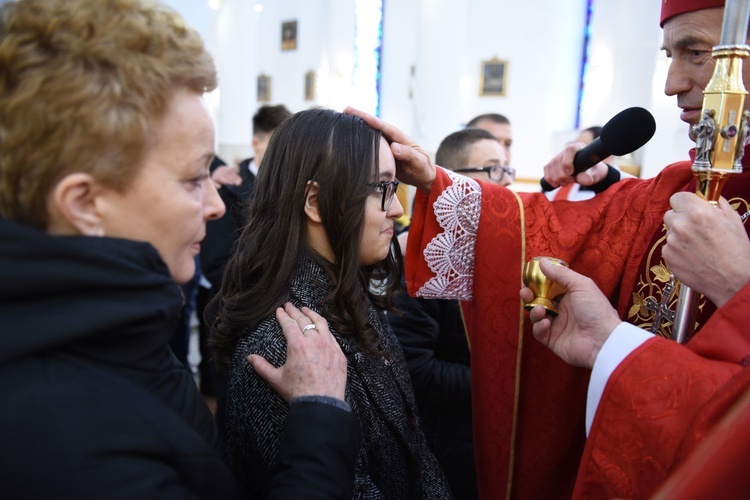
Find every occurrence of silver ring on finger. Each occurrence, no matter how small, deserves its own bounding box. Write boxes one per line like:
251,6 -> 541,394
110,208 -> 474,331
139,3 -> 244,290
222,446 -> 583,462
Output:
301,323 -> 317,333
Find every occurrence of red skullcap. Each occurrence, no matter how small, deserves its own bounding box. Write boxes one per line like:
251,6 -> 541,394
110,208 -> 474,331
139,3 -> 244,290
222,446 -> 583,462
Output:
661,0 -> 726,26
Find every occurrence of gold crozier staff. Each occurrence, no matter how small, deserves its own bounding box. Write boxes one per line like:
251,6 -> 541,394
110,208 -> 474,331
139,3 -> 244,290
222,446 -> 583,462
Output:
672,0 -> 750,343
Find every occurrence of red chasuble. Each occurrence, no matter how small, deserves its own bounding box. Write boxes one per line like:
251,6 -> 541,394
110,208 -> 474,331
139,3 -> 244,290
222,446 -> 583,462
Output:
654,370 -> 750,499
574,282 -> 750,498
405,150 -> 750,498
623,157 -> 750,340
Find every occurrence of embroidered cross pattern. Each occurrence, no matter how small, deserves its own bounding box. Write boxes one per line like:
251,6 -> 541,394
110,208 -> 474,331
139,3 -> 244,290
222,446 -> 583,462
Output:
645,275 -> 676,335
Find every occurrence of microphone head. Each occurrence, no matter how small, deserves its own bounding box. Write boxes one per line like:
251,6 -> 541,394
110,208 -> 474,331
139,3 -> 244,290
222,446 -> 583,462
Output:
600,107 -> 656,156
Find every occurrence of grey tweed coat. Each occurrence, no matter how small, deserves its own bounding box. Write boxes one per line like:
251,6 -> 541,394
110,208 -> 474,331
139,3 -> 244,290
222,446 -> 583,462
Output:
224,257 -> 452,499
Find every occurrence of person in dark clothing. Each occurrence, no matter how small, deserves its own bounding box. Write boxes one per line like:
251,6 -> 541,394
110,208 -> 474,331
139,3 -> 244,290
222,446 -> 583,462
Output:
1,218 -> 359,499
170,254 -> 202,369
201,105 -> 293,294
197,106 -> 292,422
210,109 -> 452,499
0,1 -> 359,498
387,128 -> 508,500
388,297 -> 475,499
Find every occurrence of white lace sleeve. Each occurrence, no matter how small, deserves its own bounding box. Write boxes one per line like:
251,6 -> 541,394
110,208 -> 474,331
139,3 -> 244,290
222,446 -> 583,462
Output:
416,168 -> 482,301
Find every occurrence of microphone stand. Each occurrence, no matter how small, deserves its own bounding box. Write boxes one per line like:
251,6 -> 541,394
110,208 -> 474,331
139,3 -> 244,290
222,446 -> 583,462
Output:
672,0 -> 750,343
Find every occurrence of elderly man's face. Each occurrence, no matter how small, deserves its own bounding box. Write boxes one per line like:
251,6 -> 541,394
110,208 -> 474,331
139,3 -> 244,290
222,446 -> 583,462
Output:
662,7 -> 750,136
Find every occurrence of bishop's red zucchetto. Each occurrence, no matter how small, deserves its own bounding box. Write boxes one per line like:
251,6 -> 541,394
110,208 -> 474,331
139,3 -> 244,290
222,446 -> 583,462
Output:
661,0 -> 726,27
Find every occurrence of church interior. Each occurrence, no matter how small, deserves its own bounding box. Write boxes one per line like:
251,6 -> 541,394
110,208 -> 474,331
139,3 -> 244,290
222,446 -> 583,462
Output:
167,0 -> 696,192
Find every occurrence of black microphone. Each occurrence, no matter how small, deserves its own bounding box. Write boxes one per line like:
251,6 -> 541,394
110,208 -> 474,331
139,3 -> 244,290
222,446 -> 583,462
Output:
540,106 -> 656,192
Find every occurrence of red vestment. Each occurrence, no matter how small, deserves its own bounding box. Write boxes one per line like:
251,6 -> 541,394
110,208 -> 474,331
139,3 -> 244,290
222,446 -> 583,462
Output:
654,369 -> 750,499
406,154 -> 750,498
575,281 -> 750,497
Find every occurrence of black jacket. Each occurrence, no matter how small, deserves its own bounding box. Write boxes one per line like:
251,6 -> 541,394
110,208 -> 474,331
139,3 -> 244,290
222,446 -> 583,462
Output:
388,295 -> 477,499
0,217 -> 360,499
225,257 -> 452,499
201,157 -> 256,289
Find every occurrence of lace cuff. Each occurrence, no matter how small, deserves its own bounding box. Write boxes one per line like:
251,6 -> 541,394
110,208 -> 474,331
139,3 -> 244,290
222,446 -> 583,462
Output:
416,168 -> 481,301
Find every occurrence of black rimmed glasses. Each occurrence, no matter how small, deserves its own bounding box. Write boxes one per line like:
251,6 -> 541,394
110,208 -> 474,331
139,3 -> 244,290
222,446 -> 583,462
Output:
371,180 -> 400,211
453,165 -> 516,182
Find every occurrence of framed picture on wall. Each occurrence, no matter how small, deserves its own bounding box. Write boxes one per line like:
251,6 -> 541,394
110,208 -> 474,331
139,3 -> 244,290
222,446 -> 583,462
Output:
257,74 -> 271,102
304,70 -> 316,101
480,58 -> 508,96
281,20 -> 297,51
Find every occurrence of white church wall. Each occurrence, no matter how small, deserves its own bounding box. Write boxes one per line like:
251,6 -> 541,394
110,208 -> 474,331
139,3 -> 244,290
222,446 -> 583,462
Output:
380,0 -> 588,186
170,0 -> 697,180
580,0 -> 694,179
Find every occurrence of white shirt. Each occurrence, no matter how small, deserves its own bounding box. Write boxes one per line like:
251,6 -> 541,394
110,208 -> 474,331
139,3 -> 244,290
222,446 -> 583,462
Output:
249,159 -> 259,177
586,323 -> 653,435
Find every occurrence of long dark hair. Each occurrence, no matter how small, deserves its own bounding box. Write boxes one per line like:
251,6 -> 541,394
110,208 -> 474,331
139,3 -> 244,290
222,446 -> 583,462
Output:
209,108 -> 403,371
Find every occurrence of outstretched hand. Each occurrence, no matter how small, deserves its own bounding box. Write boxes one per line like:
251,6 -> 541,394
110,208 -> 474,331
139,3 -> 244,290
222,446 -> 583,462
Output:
542,142 -> 610,188
344,106 -> 436,193
520,259 -> 621,369
247,303 -> 347,402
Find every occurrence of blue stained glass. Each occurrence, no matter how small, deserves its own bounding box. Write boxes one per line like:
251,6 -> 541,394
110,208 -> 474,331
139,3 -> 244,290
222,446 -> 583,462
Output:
576,0 -> 594,129
354,0 -> 384,116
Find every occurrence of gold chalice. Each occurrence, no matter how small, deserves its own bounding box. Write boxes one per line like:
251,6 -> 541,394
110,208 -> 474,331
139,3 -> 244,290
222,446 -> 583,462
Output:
522,256 -> 569,317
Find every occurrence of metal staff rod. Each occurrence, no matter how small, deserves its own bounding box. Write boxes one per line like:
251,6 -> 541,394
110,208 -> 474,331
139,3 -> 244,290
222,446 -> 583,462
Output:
672,0 -> 750,343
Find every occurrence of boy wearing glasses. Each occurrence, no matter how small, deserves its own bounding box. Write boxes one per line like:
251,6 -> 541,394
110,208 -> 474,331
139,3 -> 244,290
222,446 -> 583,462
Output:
442,128 -> 514,187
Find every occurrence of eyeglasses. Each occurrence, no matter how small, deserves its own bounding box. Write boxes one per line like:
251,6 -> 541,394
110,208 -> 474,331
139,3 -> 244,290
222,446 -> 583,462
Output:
371,180 -> 400,211
453,165 -> 516,182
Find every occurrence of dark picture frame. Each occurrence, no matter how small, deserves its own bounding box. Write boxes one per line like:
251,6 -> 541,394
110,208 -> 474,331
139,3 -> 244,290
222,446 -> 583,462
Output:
480,58 -> 508,96
304,70 -> 316,101
281,20 -> 297,51
257,74 -> 271,102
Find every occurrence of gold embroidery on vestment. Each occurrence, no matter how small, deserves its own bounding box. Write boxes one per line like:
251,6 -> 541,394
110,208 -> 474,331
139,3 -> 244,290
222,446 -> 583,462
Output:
628,195 -> 750,338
